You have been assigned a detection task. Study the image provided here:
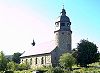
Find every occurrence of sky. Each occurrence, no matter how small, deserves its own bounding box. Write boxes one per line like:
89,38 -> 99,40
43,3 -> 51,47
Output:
0,0 -> 100,55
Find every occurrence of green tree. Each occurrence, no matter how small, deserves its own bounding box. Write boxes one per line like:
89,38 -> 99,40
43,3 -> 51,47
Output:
7,61 -> 17,71
59,53 -> 76,70
76,39 -> 99,67
12,52 -> 21,64
0,51 -> 8,71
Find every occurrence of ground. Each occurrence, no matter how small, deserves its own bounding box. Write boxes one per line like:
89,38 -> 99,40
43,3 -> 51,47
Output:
13,62 -> 100,73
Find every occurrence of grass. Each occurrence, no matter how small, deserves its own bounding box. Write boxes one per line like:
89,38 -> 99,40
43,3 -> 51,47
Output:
72,62 -> 100,73
13,62 -> 100,73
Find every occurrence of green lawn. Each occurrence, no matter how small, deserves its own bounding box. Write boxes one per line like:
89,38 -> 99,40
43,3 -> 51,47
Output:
13,62 -> 100,73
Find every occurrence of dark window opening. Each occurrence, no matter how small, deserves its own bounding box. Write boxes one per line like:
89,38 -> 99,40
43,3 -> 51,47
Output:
41,57 -> 44,64
35,58 -> 37,64
61,23 -> 65,26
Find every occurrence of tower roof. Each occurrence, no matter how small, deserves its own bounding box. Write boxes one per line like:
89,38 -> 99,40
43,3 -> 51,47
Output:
61,8 -> 66,15
56,8 -> 70,22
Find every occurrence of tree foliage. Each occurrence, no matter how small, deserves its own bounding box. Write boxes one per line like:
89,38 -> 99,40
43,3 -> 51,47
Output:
59,53 -> 76,70
75,39 -> 99,67
0,51 -> 8,71
7,61 -> 16,71
17,63 -> 30,71
12,52 -> 21,64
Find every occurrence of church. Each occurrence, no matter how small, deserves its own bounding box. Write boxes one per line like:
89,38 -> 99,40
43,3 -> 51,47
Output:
20,7 -> 72,68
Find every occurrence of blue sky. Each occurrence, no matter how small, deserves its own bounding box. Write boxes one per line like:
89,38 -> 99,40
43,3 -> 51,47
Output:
0,0 -> 100,55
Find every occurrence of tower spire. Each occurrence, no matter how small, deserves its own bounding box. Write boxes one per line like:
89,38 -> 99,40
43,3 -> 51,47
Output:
61,6 -> 66,15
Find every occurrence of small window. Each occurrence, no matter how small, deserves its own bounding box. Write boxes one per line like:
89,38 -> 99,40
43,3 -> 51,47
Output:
22,59 -> 23,63
61,23 -> 65,26
41,57 -> 44,64
35,58 -> 37,64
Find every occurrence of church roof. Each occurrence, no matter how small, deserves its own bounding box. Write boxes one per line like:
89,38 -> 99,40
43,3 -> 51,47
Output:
20,41 -> 56,58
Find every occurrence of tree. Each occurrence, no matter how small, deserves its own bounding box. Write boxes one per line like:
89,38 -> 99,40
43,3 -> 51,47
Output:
0,51 -> 8,71
59,53 -> 76,70
76,39 -> 99,67
7,61 -> 16,71
12,52 -> 22,64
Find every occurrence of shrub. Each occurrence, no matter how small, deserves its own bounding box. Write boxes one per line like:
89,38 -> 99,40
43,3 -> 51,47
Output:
46,66 -> 64,73
7,61 -> 17,71
16,63 -> 30,71
53,67 -> 64,73
59,53 -> 76,70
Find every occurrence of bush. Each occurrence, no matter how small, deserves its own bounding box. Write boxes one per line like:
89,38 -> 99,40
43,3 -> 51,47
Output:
7,61 -> 17,71
53,67 -> 64,73
16,63 -> 30,71
59,53 -> 76,70
46,66 -> 64,73
33,66 -> 48,73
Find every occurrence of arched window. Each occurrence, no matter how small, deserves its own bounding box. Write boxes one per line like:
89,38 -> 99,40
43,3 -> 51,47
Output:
35,58 -> 37,64
41,57 -> 44,64
30,58 -> 32,65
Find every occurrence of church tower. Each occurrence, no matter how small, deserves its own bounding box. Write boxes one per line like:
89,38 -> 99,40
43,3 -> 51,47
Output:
54,7 -> 72,53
